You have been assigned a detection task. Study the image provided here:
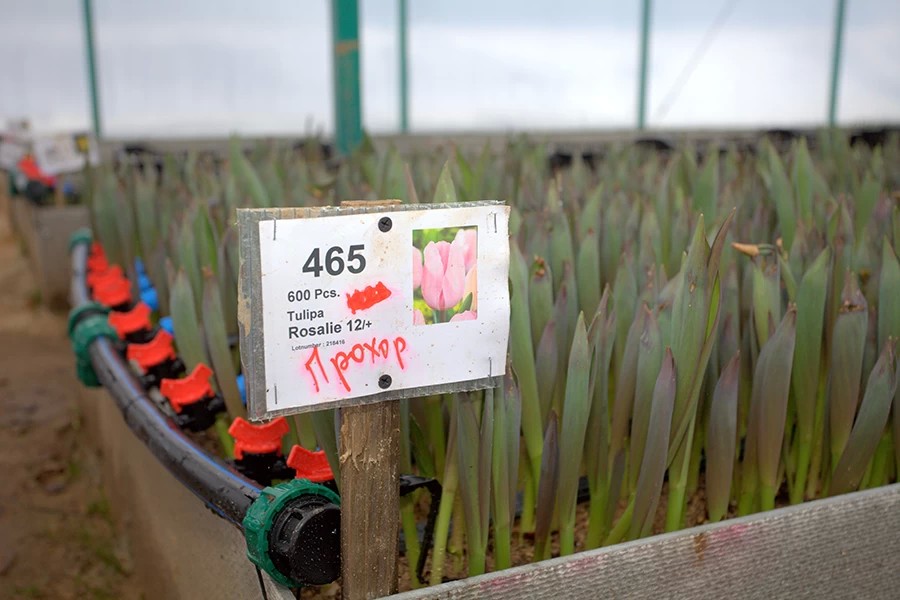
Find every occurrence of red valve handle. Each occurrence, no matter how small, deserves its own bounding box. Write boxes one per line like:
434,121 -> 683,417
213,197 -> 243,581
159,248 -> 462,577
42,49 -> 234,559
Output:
86,264 -> 123,289
93,276 -> 132,308
286,445 -> 334,483
86,253 -> 110,273
108,302 -> 152,338
127,330 -> 177,370
228,417 -> 290,460
160,364 -> 214,413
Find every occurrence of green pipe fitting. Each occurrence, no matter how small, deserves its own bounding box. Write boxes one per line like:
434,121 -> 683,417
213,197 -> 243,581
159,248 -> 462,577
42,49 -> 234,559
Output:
243,479 -> 341,588
69,308 -> 118,387
67,301 -> 109,339
69,227 -> 93,252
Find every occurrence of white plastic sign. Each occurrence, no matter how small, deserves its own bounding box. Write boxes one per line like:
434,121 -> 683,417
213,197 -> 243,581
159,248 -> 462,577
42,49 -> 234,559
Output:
32,132 -> 99,176
0,120 -> 29,171
0,136 -> 26,171
255,204 -> 510,413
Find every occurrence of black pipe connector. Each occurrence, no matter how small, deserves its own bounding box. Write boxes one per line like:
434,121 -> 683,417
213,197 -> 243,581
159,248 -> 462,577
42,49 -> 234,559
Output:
123,326 -> 159,345
233,452 -> 294,487
140,355 -> 185,390
268,493 -> 342,586
173,394 -> 226,432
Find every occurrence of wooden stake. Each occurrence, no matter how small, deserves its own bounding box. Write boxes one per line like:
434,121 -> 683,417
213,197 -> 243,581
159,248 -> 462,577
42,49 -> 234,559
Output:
338,199 -> 401,599
54,178 -> 66,207
339,402 -> 400,599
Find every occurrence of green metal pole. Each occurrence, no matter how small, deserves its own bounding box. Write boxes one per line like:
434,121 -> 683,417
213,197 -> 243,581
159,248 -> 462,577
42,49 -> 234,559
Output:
82,0 -> 102,139
636,0 -> 652,130
398,0 -> 409,133
827,0 -> 847,127
331,0 -> 363,155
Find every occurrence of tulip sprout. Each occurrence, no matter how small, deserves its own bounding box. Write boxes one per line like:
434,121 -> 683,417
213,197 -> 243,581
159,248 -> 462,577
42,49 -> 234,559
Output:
89,131 -> 900,588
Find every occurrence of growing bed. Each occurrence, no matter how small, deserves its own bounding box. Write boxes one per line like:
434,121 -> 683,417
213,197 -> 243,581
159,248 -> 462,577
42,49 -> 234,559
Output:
70,129 -> 900,598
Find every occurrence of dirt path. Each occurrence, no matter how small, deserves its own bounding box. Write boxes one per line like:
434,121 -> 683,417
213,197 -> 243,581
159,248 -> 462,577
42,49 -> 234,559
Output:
0,198 -> 138,600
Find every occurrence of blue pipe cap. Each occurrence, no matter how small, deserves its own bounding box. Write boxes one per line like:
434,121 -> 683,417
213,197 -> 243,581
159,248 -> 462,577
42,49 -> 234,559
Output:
159,316 -> 175,336
140,287 -> 159,312
137,274 -> 154,293
236,374 -> 246,406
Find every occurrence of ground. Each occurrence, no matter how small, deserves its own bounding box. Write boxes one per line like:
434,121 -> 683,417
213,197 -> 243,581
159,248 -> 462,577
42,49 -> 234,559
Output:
0,198 -> 138,600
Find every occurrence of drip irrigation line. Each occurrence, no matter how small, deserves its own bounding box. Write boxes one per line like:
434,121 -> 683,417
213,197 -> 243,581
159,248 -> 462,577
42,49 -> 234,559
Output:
256,567 -> 270,600
399,475 -> 443,585
652,0 -> 741,124
71,242 -> 262,527
72,238 -> 444,587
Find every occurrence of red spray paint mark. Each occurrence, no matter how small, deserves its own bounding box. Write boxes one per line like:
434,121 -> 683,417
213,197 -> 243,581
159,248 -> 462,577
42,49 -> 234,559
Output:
712,523 -> 749,545
346,282 -> 391,313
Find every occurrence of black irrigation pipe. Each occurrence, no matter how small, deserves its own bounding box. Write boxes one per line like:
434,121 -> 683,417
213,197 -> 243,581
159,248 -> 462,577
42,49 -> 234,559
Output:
70,241 -> 262,527
70,239 -> 432,587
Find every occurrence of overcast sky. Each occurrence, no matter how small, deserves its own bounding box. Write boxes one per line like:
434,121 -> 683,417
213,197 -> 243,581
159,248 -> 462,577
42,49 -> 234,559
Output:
1,0 -> 898,137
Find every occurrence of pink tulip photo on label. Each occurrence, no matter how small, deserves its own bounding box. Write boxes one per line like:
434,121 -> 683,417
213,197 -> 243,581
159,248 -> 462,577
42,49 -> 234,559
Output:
412,226 -> 478,325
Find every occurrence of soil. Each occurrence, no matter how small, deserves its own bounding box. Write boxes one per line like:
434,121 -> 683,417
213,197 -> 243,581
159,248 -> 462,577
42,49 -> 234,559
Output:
0,197 -> 139,600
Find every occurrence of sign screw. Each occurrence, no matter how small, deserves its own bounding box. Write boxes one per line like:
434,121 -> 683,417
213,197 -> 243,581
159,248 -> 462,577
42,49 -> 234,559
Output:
378,217 -> 393,232
378,374 -> 392,389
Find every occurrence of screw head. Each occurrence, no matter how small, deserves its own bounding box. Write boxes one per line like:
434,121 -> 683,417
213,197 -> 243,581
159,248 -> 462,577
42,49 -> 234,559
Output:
378,374 -> 392,389
378,217 -> 393,232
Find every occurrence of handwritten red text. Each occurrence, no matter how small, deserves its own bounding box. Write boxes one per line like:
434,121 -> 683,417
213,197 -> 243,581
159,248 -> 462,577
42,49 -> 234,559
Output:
304,336 -> 408,393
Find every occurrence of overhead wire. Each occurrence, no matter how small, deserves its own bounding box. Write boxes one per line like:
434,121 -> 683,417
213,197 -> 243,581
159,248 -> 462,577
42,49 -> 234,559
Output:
652,0 -> 741,124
